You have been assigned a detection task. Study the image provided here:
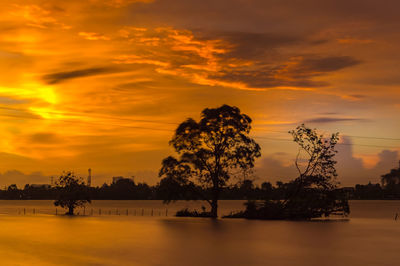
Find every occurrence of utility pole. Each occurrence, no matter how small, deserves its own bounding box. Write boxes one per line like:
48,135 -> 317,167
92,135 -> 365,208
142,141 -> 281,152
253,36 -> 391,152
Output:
87,168 -> 92,187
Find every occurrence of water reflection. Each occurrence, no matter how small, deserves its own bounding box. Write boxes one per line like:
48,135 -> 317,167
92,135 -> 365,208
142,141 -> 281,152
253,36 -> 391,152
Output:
0,201 -> 399,265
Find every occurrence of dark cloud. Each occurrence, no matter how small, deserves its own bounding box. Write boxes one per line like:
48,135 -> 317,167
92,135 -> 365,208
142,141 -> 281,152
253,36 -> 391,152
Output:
212,68 -> 326,88
42,67 -> 120,84
28,133 -> 62,144
347,94 -> 367,100
130,0 -> 400,32
211,55 -> 360,88
304,117 -> 366,124
298,56 -> 361,72
197,31 -> 310,60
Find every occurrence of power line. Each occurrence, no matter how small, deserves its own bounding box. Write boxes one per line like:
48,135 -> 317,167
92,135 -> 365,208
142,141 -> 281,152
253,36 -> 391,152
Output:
255,136 -> 399,149
0,113 -> 174,133
0,106 -> 179,126
0,107 -> 399,149
254,128 -> 400,142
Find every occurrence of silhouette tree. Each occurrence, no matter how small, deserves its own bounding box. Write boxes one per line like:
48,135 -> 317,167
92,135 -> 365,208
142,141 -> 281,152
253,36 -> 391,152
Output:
283,124 -> 349,218
381,161 -> 400,197
290,124 -> 339,193
160,105 -> 261,217
229,124 -> 349,220
54,172 -> 91,215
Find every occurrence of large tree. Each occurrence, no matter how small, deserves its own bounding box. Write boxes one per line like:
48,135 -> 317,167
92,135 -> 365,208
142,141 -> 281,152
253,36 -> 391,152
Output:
159,105 -> 261,217
54,172 -> 91,215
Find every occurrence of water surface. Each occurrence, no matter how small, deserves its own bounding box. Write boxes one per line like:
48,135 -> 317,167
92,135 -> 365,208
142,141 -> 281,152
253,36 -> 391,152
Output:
0,200 -> 399,266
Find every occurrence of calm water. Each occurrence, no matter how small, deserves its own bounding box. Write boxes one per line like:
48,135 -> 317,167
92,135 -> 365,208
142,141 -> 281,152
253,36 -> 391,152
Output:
0,200 -> 399,265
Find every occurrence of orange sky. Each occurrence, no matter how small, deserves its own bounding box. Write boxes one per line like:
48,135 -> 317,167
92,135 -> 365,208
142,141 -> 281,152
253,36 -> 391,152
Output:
0,0 -> 399,186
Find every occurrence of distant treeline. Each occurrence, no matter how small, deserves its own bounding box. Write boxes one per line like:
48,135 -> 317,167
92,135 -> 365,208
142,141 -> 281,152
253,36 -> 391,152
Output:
0,178 -> 398,200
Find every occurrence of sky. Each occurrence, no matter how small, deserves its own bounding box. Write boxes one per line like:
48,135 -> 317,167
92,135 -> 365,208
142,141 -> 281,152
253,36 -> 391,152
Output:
0,0 -> 399,187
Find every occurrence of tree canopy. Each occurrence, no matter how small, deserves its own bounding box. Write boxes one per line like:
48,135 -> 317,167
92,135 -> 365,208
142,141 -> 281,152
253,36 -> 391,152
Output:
228,124 -> 349,220
54,172 -> 91,215
159,105 -> 261,217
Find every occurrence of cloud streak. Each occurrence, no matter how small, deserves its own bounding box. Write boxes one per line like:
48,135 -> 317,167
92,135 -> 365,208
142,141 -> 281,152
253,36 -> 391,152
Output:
42,67 -> 120,84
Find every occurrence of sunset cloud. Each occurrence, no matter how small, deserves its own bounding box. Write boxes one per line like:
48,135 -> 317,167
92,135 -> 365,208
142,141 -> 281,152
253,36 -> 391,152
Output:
0,0 -> 399,186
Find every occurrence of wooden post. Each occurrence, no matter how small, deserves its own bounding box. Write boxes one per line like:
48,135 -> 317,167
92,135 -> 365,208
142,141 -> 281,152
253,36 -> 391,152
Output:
56,208 -> 57,215
24,208 -> 25,215
142,209 -> 144,216
126,209 -> 128,216
151,209 -> 153,216
99,208 -> 101,215
33,208 -> 35,215
166,209 -> 168,216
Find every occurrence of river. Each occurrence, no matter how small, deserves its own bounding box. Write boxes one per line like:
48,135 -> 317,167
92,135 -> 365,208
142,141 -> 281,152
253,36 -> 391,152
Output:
0,200 -> 399,265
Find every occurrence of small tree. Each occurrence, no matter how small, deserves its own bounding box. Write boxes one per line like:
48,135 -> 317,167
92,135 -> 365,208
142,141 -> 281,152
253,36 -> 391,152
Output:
285,124 -> 349,218
54,172 -> 91,215
381,161 -> 400,197
159,105 -> 261,217
290,124 -> 339,191
231,124 -> 349,220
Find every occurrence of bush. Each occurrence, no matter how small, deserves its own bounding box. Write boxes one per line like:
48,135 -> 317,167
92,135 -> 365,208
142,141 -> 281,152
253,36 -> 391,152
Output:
175,208 -> 213,218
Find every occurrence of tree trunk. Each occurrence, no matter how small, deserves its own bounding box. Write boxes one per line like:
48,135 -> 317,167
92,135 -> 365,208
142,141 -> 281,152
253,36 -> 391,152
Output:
211,176 -> 219,218
67,205 -> 74,215
211,198 -> 218,218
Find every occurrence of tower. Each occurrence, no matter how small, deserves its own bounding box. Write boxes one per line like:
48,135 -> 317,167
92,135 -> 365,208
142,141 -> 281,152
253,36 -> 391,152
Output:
87,168 -> 92,187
